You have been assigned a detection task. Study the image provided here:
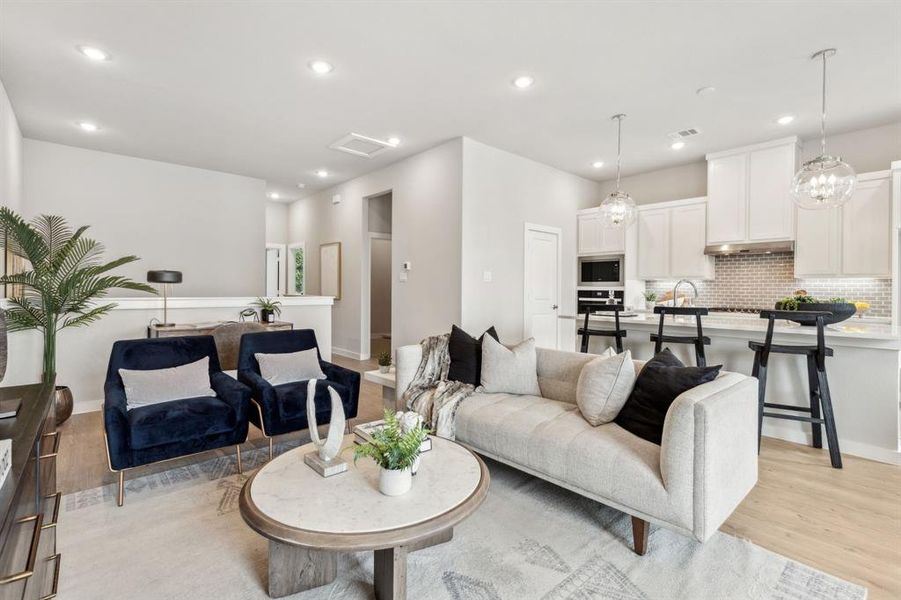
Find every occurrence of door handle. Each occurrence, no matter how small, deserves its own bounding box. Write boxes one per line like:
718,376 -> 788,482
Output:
552,305 -> 559,310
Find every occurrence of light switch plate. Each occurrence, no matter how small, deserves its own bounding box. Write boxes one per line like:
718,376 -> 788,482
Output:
482,270 -> 492,282
332,194 -> 341,204
399,272 -> 408,282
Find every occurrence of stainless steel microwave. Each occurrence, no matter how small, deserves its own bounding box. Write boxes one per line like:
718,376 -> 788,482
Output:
578,255 -> 623,286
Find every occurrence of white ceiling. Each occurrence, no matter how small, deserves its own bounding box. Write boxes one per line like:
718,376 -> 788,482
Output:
1,1 -> 899,200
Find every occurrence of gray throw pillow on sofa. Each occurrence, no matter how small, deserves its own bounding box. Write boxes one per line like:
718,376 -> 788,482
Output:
480,336 -> 541,396
255,348 -> 326,385
120,356 -> 216,411
576,350 -> 636,426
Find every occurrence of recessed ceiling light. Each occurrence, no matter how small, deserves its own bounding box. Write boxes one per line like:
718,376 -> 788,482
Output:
591,161 -> 604,169
512,75 -> 535,89
308,60 -> 333,75
671,141 -> 686,150
78,45 -> 110,61
696,86 -> 716,96
387,137 -> 401,147
77,121 -> 99,132
776,115 -> 795,125
297,183 -> 306,189
316,169 -> 329,178
268,192 -> 280,200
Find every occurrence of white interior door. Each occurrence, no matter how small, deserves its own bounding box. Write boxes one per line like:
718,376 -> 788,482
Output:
524,223 -> 561,349
265,246 -> 282,297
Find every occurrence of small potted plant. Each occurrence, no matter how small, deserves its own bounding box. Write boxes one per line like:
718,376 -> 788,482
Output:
354,410 -> 429,496
642,291 -> 658,311
377,352 -> 392,374
252,297 -> 282,323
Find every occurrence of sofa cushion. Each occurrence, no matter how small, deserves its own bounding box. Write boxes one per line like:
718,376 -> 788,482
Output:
255,348 -> 326,385
616,348 -> 722,445
455,392 -> 682,527
535,347 -> 598,404
576,350 -> 636,426
119,357 -> 216,410
448,325 -> 499,386
128,396 -> 236,450
273,379 -> 350,421
480,336 -> 540,395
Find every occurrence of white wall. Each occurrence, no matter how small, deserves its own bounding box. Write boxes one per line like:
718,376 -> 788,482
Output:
0,79 -> 23,212
265,201 -> 289,245
23,140 -> 267,296
288,139 -> 463,355
586,121 -> 901,209
460,138 -> 600,343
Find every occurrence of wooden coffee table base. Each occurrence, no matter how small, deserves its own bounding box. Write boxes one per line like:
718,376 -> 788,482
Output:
268,528 -> 454,599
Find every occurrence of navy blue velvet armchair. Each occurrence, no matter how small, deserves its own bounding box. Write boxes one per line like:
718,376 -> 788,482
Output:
104,335 -> 252,506
237,329 -> 360,460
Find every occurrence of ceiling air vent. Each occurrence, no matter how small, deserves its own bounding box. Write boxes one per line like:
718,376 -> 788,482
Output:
329,133 -> 396,159
668,127 -> 701,140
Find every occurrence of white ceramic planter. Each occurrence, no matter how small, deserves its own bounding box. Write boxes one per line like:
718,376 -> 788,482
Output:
645,301 -> 656,311
379,365 -> 390,374
379,467 -> 412,496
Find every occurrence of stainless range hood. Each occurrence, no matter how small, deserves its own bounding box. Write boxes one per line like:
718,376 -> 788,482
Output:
703,241 -> 794,256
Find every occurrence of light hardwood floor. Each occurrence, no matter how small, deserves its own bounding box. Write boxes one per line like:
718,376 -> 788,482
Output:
58,354 -> 900,600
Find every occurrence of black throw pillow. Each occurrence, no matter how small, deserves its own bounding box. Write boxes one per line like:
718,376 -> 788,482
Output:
447,325 -> 499,386
614,348 -> 722,445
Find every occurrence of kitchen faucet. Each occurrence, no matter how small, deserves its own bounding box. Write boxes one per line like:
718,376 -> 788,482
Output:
673,279 -> 699,309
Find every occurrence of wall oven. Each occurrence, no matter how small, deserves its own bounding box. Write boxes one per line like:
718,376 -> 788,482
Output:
578,255 -> 623,287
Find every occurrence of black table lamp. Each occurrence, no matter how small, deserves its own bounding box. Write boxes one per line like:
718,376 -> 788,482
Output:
147,270 -> 182,327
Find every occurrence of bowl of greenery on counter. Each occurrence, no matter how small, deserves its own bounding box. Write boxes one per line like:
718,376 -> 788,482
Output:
775,291 -> 857,326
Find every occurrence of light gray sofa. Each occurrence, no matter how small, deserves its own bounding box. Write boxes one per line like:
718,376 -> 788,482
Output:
396,344 -> 758,555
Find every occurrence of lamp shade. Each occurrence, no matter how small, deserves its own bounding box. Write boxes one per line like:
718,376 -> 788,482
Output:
147,270 -> 183,284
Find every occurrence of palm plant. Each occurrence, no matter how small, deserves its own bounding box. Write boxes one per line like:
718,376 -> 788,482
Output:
0,208 -> 156,383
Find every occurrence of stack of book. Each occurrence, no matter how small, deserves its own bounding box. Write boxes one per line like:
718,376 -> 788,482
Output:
352,420 -> 432,452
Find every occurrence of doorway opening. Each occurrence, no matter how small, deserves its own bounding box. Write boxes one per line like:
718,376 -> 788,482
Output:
265,243 -> 286,297
365,192 -> 392,360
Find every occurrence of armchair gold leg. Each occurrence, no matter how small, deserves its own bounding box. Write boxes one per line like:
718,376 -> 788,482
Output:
117,471 -> 125,507
268,438 -> 273,461
235,445 -> 243,474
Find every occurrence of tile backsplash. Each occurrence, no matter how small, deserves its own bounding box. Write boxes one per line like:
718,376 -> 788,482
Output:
645,252 -> 892,318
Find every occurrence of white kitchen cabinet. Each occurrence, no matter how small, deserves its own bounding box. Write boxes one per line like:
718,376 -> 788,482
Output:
706,137 -> 799,245
577,209 -> 625,255
637,198 -> 714,280
795,170 -> 891,278
637,208 -> 670,279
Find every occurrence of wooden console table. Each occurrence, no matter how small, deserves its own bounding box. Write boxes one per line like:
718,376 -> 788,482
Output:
147,321 -> 292,338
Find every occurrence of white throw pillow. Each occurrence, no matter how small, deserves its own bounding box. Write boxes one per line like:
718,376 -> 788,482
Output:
120,357 -> 216,411
576,350 -> 636,426
255,348 -> 326,385
480,336 -> 541,396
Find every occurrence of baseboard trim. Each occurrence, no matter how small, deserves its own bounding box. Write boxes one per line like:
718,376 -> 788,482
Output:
762,423 -> 901,465
332,346 -> 364,360
73,399 -> 103,415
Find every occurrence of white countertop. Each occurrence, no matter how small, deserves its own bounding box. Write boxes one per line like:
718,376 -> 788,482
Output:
582,310 -> 900,343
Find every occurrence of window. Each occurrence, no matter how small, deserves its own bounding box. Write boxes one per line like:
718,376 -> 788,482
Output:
288,242 -> 305,295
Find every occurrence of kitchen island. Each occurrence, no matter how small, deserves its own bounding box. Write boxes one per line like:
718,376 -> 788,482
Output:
578,310 -> 901,464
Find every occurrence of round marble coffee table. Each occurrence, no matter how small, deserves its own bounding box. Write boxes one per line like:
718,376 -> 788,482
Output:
240,434 -> 489,599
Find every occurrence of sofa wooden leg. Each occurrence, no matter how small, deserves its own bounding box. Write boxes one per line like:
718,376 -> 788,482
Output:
268,438 -> 274,461
235,444 -> 243,474
117,471 -> 125,507
631,516 -> 649,556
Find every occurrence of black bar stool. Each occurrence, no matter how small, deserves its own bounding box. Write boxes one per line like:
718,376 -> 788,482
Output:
749,310 -> 841,468
650,306 -> 710,367
579,305 -> 627,354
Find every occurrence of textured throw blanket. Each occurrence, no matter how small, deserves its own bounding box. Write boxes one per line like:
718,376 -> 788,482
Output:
402,333 -> 475,440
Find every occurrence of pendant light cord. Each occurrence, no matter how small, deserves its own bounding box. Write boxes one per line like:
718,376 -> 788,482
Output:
615,115 -> 623,191
820,51 -> 827,156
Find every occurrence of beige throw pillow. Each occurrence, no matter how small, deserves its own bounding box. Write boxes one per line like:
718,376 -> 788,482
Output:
255,348 -> 326,385
120,357 -> 216,410
576,350 -> 636,426
480,336 -> 541,396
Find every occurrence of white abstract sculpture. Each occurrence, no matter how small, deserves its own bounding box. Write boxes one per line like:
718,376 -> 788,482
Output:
303,379 -> 347,476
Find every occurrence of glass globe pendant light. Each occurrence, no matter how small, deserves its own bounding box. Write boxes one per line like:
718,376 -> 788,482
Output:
791,48 -> 856,210
599,114 -> 637,227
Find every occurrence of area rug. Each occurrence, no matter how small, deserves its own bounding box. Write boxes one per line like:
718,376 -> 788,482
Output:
58,443 -> 866,599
